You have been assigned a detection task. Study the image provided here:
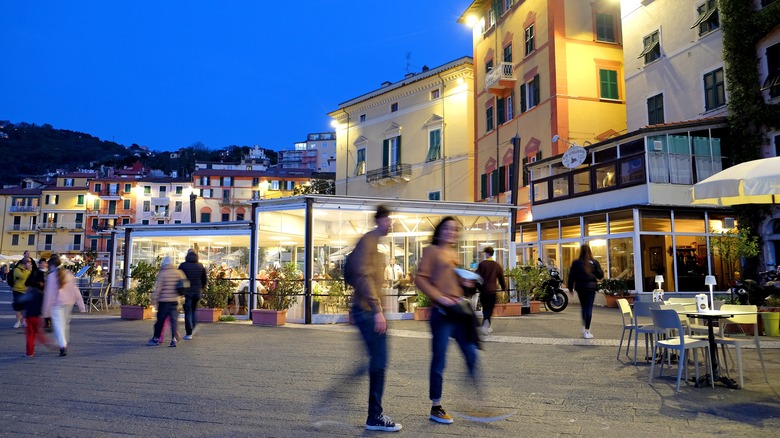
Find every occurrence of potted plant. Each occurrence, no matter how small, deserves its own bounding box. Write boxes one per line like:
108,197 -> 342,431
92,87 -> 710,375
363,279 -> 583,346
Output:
198,264 -> 235,323
414,291 -> 432,321
118,259 -> 158,320
506,262 -> 548,314
759,295 -> 780,337
253,263 -> 302,326
599,278 -> 632,308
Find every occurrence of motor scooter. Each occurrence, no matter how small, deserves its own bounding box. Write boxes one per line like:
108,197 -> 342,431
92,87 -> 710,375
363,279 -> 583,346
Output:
731,270 -> 780,305
536,259 -> 568,312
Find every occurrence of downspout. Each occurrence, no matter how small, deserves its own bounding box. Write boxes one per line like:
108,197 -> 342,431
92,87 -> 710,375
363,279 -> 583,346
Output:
437,72 -> 446,200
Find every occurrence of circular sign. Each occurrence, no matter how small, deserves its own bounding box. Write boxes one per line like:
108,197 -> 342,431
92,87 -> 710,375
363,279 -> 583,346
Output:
562,145 -> 587,169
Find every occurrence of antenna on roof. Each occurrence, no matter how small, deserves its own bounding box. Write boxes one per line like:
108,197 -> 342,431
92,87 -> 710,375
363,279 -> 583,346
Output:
405,52 -> 412,73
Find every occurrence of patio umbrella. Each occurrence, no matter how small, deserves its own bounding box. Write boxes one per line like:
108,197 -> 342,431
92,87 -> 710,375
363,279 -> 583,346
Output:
691,157 -> 780,206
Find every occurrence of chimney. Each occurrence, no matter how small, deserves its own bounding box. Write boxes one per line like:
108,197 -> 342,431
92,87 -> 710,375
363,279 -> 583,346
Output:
422,65 -> 429,72
381,81 -> 392,87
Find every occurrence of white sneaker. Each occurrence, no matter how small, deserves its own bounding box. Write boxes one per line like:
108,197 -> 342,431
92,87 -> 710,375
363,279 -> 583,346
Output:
488,326 -> 493,334
13,322 -> 21,329
584,331 -> 594,339
183,335 -> 193,340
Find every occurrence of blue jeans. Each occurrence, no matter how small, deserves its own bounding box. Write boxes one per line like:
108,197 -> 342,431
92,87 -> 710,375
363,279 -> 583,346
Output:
429,306 -> 479,402
184,294 -> 200,336
352,306 -> 387,419
153,302 -> 178,340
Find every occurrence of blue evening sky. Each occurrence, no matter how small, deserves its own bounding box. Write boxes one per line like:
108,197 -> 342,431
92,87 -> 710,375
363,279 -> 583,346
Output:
1,1 -> 473,152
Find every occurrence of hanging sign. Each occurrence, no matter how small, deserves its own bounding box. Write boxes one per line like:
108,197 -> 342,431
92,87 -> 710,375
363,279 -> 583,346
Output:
561,145 -> 587,169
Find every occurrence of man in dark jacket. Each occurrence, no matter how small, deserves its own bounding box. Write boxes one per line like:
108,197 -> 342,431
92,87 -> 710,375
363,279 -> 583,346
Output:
178,249 -> 207,340
475,246 -> 506,336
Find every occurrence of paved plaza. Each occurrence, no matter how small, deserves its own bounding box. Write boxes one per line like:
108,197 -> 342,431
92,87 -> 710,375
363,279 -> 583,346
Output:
1,284 -> 779,437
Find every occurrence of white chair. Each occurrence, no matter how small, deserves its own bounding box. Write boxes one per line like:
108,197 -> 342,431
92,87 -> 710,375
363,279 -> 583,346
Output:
715,304 -> 768,389
650,308 -> 713,392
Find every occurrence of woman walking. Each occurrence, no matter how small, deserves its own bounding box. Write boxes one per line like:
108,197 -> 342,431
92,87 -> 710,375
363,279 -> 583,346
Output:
567,244 -> 604,339
415,216 -> 479,425
23,258 -> 52,357
42,254 -> 86,356
148,256 -> 185,347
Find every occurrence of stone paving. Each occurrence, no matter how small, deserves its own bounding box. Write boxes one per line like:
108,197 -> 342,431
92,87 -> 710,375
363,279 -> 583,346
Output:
1,284 -> 779,437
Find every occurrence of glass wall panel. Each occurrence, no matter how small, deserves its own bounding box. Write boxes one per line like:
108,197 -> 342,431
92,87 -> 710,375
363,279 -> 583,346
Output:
608,210 -> 634,233
542,243 -> 559,270
587,238 -> 608,268
674,211 -> 705,233
608,237 -> 634,287
541,221 -> 559,240
640,210 -> 671,232
707,213 -> 738,233
585,214 -> 607,236
521,224 -> 538,242
675,235 -> 707,291
560,218 -> 581,239
640,234 -> 675,292
620,156 -> 646,184
595,163 -> 617,189
560,241 -> 580,285
552,176 -> 569,198
533,181 -> 548,202
573,170 -> 590,194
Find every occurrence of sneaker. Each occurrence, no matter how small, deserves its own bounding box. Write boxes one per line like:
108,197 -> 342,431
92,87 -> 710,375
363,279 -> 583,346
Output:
146,338 -> 160,346
430,405 -> 454,424
59,347 -> 67,357
169,340 -> 177,348
584,331 -> 594,339
13,322 -> 21,329
366,413 -> 402,432
24,354 -> 34,358
20,321 -> 26,328
183,335 -> 193,340
488,326 -> 493,334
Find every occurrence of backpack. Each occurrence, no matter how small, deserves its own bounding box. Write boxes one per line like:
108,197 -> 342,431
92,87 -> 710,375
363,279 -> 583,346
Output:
6,262 -> 17,288
343,251 -> 358,288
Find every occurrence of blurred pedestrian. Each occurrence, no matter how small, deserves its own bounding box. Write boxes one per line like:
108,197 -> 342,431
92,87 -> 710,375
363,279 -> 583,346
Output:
179,249 -> 207,340
12,258 -> 32,329
42,254 -> 86,356
22,258 -> 51,357
148,256 -> 185,347
475,246 -> 506,336
567,244 -> 604,339
349,205 -> 401,432
415,216 -> 480,425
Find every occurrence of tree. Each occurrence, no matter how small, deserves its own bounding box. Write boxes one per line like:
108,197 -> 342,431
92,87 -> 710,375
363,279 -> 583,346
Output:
709,227 -> 759,282
293,179 -> 335,195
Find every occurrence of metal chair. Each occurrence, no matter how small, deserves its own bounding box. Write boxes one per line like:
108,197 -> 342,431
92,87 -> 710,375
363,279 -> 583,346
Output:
85,284 -> 103,312
631,300 -> 659,364
716,304 -> 768,389
616,299 -> 634,360
650,308 -> 713,392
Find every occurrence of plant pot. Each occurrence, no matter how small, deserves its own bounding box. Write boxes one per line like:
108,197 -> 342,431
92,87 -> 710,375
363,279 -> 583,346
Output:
414,307 -> 432,321
120,305 -> 153,320
604,294 -> 619,308
760,312 -> 780,336
252,309 -> 287,326
529,300 -> 542,314
494,302 -> 522,317
196,307 -> 223,323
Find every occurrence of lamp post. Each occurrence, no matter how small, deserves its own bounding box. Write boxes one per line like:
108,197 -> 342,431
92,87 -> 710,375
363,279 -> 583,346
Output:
705,275 -> 717,309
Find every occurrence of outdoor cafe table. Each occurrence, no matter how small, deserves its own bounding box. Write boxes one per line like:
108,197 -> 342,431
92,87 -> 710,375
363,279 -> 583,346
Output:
684,309 -> 757,389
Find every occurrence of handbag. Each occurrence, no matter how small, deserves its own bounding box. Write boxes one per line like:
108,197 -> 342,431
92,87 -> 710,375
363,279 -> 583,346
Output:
176,278 -> 190,296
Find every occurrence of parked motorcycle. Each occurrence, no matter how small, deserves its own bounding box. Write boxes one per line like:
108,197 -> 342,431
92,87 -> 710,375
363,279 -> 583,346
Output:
731,270 -> 780,306
536,259 -> 568,312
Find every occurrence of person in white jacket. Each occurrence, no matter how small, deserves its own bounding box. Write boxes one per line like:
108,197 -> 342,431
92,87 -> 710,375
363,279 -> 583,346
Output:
42,254 -> 86,357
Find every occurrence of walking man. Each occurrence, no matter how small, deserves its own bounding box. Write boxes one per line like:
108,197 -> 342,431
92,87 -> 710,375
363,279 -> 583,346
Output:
475,246 -> 506,336
349,205 -> 401,432
178,249 -> 207,340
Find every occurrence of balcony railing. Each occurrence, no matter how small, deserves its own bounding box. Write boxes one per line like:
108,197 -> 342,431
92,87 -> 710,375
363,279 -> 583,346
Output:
219,197 -> 251,206
366,163 -> 412,184
37,244 -> 83,253
96,189 -> 123,197
6,224 -> 37,232
86,208 -> 134,216
9,206 -> 40,213
151,210 -> 170,219
485,62 -> 515,92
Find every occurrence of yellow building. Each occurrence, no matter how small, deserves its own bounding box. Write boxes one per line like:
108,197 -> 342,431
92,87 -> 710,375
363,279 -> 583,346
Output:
459,0 -> 626,216
329,57 -> 475,201
38,172 -> 94,258
0,179 -> 45,258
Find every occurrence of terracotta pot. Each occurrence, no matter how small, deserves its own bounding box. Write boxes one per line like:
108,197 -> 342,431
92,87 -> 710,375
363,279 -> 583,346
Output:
196,307 -> 223,323
604,294 -> 619,308
529,300 -> 542,314
252,309 -> 287,326
120,305 -> 152,320
494,302 -> 522,317
414,307 -> 431,321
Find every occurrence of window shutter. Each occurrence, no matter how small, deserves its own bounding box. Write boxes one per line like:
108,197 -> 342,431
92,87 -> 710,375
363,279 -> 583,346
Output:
481,173 -> 488,199
497,97 -> 505,125
520,83 -> 527,112
533,75 -> 540,104
397,136 -> 402,164
491,170 -> 499,195
383,139 -> 389,167
522,157 -> 529,187
498,166 -> 506,192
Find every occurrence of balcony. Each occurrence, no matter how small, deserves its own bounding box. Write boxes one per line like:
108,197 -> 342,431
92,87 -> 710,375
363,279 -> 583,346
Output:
366,163 -> 412,185
96,189 -> 122,199
219,197 -> 251,207
8,205 -> 40,214
485,62 -> 515,96
86,207 -> 134,217
151,197 -> 169,205
151,210 -> 170,220
5,224 -> 37,232
36,243 -> 83,253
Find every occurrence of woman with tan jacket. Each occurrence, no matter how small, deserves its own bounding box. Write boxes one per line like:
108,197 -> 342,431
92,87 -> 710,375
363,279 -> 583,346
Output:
148,256 -> 186,347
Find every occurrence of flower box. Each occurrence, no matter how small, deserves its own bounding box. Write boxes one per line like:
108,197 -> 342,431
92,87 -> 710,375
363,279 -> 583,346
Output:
494,302 -> 522,317
120,305 -> 153,320
252,309 -> 287,326
196,307 -> 223,323
414,307 -> 432,321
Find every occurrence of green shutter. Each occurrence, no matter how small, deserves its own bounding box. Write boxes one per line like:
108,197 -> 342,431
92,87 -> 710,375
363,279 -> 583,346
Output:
533,75 -> 540,104
491,170 -> 499,195
497,98 -> 505,125
382,139 -> 389,167
396,136 -> 401,164
481,173 -> 488,199
600,70 -> 618,100
520,83 -> 527,112
522,157 -> 529,186
498,166 -> 506,192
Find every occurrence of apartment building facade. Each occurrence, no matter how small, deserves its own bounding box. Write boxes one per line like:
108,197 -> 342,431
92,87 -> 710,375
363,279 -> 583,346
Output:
0,179 -> 45,257
459,0 -> 626,216
329,57 -> 475,201
278,132 -> 337,172
38,172 -> 94,257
